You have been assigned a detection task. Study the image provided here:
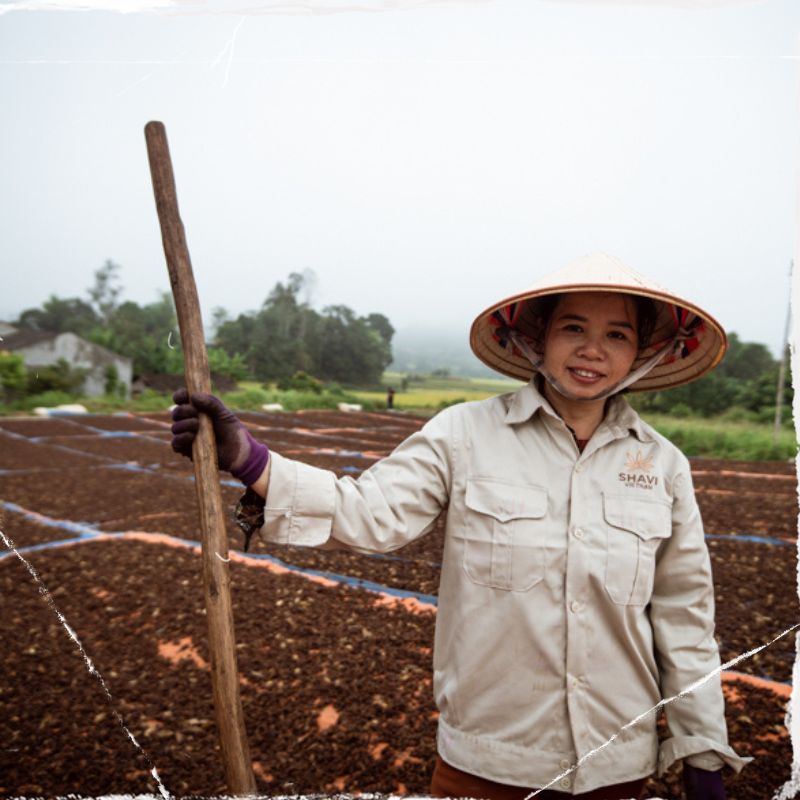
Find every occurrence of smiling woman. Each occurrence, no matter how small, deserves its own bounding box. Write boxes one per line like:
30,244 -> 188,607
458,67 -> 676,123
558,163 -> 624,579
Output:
539,293 -> 641,438
171,253 -> 748,799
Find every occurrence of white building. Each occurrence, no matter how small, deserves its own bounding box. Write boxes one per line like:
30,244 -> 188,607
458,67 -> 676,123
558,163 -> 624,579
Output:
1,327 -> 133,398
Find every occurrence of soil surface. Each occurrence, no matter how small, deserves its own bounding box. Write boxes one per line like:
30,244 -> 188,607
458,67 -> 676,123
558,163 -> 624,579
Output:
0,410 -> 796,799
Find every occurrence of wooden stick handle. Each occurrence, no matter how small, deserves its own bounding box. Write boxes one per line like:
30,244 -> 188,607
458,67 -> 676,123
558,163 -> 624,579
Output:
144,120 -> 256,795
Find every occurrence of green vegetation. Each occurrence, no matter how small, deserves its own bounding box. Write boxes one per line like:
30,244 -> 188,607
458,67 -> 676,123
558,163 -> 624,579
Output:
3,259 -> 796,462
212,273 -> 393,385
0,368 -> 794,461
641,413 -> 796,461
10,263 -> 393,386
633,332 -> 791,421
0,352 -> 27,402
0,355 -> 89,408
351,372 -> 523,411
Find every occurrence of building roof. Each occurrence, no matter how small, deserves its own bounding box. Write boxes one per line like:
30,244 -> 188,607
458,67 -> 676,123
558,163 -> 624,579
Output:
1,330 -> 132,366
1,330 -> 58,350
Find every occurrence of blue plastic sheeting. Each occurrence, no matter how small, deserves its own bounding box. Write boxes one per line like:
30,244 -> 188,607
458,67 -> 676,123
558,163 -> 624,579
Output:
705,533 -> 794,548
13,435 -> 112,462
0,506 -> 439,606
0,501 -> 101,539
0,427 -> 31,442
104,462 -> 183,477
1,536 -> 92,557
236,548 -> 439,607
4,501 -> 798,691
723,668 -> 792,689
0,464 -> 118,476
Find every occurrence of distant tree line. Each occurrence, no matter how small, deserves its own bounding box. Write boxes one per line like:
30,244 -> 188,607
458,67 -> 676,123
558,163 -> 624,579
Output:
3,260 -> 790,421
631,332 -> 791,423
212,272 -> 393,385
8,261 -> 394,387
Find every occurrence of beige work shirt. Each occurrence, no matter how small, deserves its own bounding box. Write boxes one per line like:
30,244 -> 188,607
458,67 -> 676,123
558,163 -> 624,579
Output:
258,380 -> 750,794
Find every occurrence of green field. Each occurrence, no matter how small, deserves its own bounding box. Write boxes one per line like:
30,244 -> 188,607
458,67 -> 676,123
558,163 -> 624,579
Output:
350,372 -> 524,411
636,413 -> 796,462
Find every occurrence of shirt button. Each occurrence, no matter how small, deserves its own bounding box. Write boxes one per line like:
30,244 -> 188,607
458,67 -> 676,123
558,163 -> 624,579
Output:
569,600 -> 582,613
574,464 -> 583,473
573,527 -> 584,539
570,676 -> 580,688
559,778 -> 571,789
559,759 -> 571,770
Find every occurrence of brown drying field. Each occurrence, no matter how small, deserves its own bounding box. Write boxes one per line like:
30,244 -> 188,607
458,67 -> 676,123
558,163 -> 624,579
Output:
0,409 -> 796,799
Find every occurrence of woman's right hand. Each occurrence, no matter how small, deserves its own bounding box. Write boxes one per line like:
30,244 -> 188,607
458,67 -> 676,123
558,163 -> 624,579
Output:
171,389 -> 270,487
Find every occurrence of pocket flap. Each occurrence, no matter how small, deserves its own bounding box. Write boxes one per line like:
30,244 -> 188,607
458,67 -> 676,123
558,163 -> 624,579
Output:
603,493 -> 671,540
466,478 -> 548,523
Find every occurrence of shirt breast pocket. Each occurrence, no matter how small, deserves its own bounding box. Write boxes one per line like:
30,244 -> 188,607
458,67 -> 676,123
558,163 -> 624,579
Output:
603,493 -> 672,606
463,478 -> 548,592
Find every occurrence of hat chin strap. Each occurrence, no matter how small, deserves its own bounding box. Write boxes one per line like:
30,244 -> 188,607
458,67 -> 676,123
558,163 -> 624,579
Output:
508,331 -> 677,402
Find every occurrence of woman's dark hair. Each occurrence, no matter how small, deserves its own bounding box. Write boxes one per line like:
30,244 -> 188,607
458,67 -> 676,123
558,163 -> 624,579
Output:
526,293 -> 659,354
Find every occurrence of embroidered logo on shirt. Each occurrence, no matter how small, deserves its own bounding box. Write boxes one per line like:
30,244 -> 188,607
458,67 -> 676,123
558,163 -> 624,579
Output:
619,450 -> 658,489
624,450 -> 654,472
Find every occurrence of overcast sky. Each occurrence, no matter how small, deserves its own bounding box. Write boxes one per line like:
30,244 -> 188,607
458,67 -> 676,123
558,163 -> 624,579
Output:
1,0 -> 798,358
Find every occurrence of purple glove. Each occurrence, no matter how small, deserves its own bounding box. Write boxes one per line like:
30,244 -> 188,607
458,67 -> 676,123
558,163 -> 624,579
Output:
171,389 -> 269,487
683,764 -> 726,800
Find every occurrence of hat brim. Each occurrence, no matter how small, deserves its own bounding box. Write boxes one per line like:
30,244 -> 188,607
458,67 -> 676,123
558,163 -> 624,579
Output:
470,282 -> 727,393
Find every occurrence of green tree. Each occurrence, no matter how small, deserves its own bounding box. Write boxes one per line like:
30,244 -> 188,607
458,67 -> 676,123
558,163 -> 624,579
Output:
207,347 -> 248,381
0,352 -> 27,401
318,305 -> 391,385
86,293 -> 181,376
635,332 -> 783,418
26,358 -> 87,395
16,295 -> 99,335
365,312 -> 394,345
244,278 -> 308,380
183,271 -> 393,385
716,333 -> 775,382
88,259 -> 123,324
210,306 -> 231,341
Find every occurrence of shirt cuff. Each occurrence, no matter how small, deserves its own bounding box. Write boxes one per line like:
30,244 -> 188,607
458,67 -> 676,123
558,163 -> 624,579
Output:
658,736 -> 753,776
684,751 -> 726,771
259,451 -> 336,547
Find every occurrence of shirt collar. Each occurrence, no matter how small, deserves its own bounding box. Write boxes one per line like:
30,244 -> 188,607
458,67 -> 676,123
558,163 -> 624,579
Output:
504,379 -> 653,443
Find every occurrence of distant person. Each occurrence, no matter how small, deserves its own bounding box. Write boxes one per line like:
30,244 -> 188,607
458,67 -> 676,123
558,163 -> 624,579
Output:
386,386 -> 395,410
172,253 -> 749,799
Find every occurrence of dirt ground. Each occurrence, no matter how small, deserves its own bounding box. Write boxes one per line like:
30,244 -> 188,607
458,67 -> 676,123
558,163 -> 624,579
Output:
0,409 -> 796,799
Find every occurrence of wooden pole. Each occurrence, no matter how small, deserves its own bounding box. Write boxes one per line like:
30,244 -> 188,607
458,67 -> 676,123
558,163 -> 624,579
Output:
144,120 -> 256,795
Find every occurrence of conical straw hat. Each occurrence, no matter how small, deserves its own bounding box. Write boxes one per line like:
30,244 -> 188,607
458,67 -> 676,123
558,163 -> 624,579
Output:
469,252 -> 727,393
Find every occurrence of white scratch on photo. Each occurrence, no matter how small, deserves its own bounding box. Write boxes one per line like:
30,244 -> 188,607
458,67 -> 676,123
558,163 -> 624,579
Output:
209,15 -> 246,88
0,0 -> 493,18
0,527 -> 172,800
526,622 -> 799,798
773,230 -> 800,800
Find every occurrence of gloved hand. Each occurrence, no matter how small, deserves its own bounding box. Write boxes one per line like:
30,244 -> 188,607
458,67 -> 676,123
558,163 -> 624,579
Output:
683,764 -> 726,800
171,389 -> 269,487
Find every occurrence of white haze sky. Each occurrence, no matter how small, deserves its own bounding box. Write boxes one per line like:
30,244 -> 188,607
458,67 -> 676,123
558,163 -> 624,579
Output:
0,0 -> 798,358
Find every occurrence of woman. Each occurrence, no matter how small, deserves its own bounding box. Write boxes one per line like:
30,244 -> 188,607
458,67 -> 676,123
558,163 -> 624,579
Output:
172,253 -> 750,799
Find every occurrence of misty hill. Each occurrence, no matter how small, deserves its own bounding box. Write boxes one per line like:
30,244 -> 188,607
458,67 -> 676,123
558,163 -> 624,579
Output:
389,327 -> 497,378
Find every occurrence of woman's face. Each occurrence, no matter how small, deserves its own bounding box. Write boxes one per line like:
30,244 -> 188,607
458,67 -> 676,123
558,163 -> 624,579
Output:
541,292 -> 639,399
